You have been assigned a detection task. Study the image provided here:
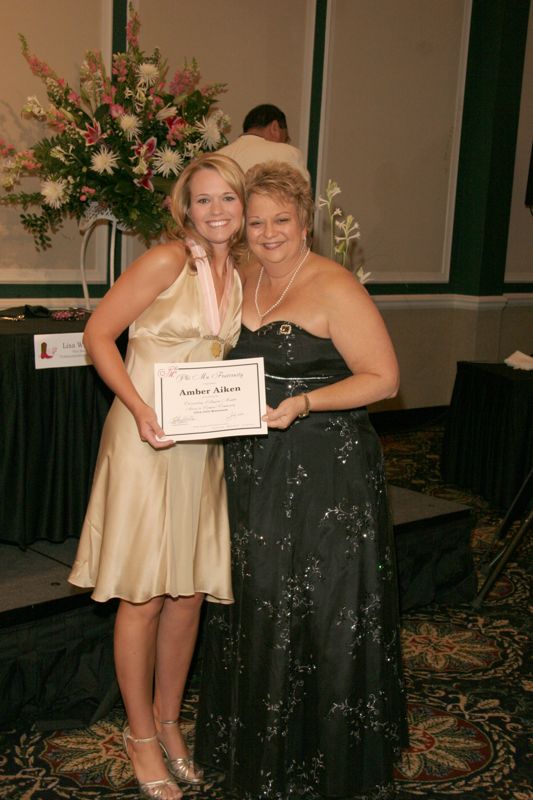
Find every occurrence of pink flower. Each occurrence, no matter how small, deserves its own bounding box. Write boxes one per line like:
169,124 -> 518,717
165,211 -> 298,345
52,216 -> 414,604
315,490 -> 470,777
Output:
21,159 -> 40,171
112,56 -> 128,77
82,121 -> 104,146
126,11 -> 140,49
110,104 -> 125,118
166,117 -> 186,144
0,141 -> 16,158
28,55 -> 52,78
134,168 -> 154,191
68,91 -> 81,105
169,67 -> 200,97
134,136 -> 157,159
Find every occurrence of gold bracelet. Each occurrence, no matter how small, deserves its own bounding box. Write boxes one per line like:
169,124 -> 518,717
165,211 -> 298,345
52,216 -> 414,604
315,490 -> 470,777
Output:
297,393 -> 311,418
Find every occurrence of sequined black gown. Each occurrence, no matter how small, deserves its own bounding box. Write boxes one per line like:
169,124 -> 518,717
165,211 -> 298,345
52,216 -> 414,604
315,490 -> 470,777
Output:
196,321 -> 408,799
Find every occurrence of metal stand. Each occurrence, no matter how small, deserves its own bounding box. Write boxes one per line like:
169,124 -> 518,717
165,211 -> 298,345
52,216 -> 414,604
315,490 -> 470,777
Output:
79,204 -> 130,310
471,466 -> 533,607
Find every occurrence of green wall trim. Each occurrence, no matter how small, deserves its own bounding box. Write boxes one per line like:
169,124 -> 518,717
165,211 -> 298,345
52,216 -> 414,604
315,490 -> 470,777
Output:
307,0 -> 328,194
449,0 -> 531,295
112,0 -> 128,54
0,285 -> 108,300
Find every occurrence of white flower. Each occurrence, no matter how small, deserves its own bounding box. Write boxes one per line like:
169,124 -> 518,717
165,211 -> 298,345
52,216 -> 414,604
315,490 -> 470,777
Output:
318,179 -> 342,208
50,145 -> 72,163
21,95 -> 46,120
137,62 -> 159,86
355,266 -> 372,284
196,115 -> 222,149
156,105 -> 178,121
153,146 -> 183,177
184,140 -> 202,159
335,215 -> 360,241
135,88 -> 147,106
119,114 -> 141,140
41,178 -> 68,208
132,158 -> 149,176
208,109 -> 230,136
90,146 -> 119,175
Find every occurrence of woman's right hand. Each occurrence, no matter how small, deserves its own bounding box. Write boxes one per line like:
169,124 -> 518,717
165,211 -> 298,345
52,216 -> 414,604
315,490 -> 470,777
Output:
133,401 -> 175,450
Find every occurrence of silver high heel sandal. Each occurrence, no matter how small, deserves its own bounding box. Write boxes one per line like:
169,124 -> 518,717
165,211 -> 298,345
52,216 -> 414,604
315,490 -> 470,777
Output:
122,726 -> 182,799
157,719 -> 204,785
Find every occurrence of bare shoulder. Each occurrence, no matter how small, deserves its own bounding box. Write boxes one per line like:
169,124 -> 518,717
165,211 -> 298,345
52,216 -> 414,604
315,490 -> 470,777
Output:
138,240 -> 187,273
126,240 -> 188,290
310,254 -> 368,301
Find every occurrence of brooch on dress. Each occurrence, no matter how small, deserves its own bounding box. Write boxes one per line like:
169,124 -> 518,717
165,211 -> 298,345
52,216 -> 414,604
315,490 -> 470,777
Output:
204,334 -> 224,357
279,323 -> 292,335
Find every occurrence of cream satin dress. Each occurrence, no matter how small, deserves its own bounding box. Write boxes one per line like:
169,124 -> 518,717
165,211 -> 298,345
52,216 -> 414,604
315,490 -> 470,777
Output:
69,253 -> 242,604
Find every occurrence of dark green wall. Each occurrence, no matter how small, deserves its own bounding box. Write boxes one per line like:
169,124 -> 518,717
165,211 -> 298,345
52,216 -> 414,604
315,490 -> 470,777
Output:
449,0 -> 531,296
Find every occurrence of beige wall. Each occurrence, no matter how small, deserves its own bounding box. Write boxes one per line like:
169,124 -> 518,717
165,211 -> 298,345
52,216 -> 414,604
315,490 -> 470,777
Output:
316,0 -> 469,283
371,298 -> 527,412
0,0 -> 111,285
137,0 -> 312,151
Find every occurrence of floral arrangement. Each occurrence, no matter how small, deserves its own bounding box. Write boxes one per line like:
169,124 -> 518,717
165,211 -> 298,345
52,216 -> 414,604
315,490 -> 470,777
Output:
0,4 -> 230,248
318,179 -> 370,283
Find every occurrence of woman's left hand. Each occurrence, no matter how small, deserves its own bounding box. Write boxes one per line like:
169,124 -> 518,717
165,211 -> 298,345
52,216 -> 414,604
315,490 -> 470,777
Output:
262,396 -> 308,430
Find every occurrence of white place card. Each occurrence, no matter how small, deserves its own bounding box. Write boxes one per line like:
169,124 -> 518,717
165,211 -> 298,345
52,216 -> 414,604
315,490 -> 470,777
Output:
34,332 -> 92,369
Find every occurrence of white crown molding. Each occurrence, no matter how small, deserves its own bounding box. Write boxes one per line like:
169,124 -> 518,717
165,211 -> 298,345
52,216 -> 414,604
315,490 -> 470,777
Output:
373,293 -> 512,311
503,292 -> 533,307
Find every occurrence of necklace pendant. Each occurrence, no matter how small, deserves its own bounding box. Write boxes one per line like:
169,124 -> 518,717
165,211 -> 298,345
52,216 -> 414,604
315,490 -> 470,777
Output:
211,341 -> 222,358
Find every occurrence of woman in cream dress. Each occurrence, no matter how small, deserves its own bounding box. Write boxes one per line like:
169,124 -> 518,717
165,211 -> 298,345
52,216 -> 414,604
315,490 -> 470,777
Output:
69,153 -> 245,800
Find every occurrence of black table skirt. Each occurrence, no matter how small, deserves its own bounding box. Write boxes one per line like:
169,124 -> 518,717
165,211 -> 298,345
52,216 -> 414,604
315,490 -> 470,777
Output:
0,313 -> 115,547
441,361 -> 533,509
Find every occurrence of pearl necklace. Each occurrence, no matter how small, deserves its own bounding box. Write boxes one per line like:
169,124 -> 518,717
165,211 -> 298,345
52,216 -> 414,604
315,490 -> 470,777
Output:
254,247 -> 310,321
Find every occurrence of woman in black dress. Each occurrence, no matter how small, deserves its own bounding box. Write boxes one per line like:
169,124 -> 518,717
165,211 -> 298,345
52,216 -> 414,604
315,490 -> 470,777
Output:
196,161 -> 408,799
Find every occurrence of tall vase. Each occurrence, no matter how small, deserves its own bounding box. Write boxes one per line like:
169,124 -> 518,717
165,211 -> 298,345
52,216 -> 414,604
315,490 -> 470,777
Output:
79,203 -> 130,310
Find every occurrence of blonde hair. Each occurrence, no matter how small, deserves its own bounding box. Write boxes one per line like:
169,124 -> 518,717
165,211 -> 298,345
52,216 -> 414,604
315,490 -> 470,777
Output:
244,160 -> 314,232
169,152 -> 246,261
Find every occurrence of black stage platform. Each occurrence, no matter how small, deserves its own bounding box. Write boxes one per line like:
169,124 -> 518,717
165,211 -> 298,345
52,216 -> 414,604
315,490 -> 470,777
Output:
0,485 -> 475,728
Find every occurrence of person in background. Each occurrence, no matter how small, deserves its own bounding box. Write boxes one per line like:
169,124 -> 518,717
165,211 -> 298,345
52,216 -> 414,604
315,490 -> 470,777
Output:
69,153 -> 246,800
195,161 -> 408,799
218,103 -> 309,179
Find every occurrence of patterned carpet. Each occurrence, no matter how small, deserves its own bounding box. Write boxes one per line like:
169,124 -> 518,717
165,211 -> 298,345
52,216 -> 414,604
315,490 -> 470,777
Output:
0,423 -> 531,799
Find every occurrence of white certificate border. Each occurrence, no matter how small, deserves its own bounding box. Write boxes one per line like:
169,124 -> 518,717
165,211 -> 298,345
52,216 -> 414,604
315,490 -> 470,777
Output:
155,357 -> 267,441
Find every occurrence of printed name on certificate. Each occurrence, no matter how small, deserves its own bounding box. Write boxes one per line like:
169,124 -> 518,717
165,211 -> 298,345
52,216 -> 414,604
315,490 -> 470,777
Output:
154,357 -> 268,441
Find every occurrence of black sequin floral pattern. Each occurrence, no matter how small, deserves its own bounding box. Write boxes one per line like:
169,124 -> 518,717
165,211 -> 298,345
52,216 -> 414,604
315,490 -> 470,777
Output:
196,322 -> 408,799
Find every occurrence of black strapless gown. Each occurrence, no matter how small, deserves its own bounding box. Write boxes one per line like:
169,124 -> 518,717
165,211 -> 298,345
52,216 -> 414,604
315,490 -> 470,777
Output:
196,322 -> 408,799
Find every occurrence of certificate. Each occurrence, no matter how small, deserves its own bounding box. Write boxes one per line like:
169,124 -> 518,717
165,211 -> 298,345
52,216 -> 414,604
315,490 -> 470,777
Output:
154,357 -> 268,441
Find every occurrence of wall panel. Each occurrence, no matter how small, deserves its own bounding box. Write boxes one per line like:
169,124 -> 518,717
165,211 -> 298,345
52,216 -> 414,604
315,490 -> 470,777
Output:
0,0 -> 111,289
316,0 -> 470,284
